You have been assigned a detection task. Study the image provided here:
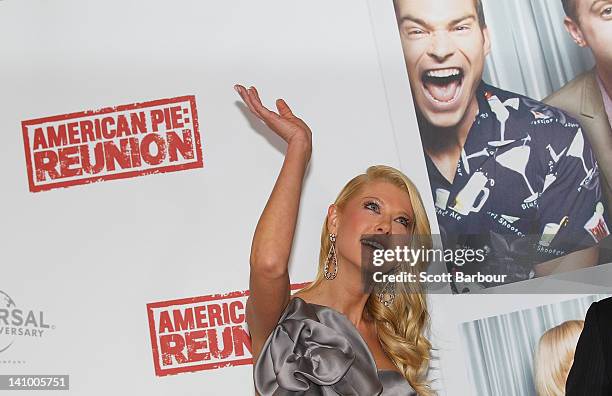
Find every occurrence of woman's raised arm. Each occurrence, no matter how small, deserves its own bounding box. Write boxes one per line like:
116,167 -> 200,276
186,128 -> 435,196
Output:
234,85 -> 312,359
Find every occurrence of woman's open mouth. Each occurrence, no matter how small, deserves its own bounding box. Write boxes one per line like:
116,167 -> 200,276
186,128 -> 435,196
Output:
421,67 -> 464,106
360,237 -> 386,251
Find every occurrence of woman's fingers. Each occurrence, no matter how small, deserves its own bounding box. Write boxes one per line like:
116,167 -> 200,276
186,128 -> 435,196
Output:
276,98 -> 310,138
246,88 -> 296,140
237,84 -> 280,127
235,85 -> 259,117
275,98 -> 294,118
235,84 -> 304,143
248,87 -> 282,124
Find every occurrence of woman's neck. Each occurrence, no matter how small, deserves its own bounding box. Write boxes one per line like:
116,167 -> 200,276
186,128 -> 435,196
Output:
302,265 -> 371,327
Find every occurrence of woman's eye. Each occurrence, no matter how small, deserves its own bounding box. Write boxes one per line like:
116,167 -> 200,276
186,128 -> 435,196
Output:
396,217 -> 411,228
602,6 -> 612,17
364,201 -> 380,213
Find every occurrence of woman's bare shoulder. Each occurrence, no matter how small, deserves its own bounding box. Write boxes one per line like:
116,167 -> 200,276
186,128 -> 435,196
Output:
289,289 -> 323,306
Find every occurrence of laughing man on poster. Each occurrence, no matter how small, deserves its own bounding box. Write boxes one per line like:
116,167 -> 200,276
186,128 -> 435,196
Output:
393,0 -> 610,292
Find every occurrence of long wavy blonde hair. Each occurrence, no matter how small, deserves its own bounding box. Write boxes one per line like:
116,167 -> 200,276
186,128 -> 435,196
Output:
534,320 -> 584,396
300,165 -> 434,395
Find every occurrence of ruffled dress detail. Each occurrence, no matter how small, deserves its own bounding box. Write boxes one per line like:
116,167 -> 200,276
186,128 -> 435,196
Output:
254,297 -> 417,395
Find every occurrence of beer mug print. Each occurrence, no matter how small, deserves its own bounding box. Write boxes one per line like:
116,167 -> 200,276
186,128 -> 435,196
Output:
450,171 -> 490,216
435,188 -> 451,210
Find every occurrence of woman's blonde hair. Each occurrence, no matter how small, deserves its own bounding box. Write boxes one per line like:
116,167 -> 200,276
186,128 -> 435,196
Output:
534,320 -> 584,396
301,165 -> 434,395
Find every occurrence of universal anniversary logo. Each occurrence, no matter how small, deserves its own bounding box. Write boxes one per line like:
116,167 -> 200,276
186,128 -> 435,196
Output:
0,290 -> 54,358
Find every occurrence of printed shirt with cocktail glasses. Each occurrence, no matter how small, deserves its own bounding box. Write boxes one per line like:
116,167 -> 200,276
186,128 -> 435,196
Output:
424,82 -> 610,291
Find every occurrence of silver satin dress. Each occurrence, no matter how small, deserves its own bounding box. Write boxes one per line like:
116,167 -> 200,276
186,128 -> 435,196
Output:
254,297 -> 417,395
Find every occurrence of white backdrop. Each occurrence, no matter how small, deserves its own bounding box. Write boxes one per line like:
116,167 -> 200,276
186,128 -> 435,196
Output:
0,0 -> 437,395
1,1 -> 610,395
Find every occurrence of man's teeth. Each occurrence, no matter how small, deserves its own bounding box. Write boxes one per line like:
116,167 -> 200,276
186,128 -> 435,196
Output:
426,68 -> 461,78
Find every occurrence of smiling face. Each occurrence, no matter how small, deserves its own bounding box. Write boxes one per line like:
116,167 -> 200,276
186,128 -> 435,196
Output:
327,180 -> 415,270
395,0 -> 490,128
565,0 -> 612,75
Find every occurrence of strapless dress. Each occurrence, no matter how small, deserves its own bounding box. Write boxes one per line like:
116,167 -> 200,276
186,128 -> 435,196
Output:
253,297 -> 417,395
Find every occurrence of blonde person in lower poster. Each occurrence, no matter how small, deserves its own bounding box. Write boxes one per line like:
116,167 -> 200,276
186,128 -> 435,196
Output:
234,84 -> 434,395
533,320 -> 584,396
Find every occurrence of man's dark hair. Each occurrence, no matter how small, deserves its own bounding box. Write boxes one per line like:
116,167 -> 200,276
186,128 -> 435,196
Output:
393,0 -> 487,28
475,0 -> 487,28
561,0 -> 578,20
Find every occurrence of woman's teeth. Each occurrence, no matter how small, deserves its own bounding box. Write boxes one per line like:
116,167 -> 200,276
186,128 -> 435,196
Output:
361,238 -> 385,250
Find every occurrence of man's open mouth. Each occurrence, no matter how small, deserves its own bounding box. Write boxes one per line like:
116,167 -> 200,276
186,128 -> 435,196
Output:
421,67 -> 464,104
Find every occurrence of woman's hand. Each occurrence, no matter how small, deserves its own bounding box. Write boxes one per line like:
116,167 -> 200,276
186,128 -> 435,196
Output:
235,85 -> 312,152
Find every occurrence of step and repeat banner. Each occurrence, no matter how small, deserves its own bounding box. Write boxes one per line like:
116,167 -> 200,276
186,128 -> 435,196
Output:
2,0 -> 611,395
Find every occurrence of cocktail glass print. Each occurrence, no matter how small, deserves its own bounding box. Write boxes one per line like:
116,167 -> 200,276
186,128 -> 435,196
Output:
567,130 -> 595,188
542,173 -> 557,193
461,148 -> 490,175
546,144 -> 567,164
487,95 -> 520,147
495,144 -> 539,203
449,171 -> 490,216
541,144 -> 567,193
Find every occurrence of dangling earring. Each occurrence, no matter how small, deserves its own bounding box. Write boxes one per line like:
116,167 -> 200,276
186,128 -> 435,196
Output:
377,282 -> 395,307
324,233 -> 338,280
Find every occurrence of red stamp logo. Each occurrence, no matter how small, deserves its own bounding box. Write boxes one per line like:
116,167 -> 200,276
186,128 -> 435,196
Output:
21,95 -> 203,192
147,283 -> 309,376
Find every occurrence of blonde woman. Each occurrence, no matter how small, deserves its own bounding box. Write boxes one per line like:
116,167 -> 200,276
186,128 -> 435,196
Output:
534,320 -> 585,396
235,84 -> 434,395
